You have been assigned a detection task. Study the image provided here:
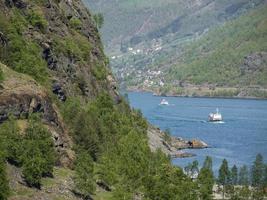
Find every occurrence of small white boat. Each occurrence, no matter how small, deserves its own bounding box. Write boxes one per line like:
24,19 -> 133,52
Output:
160,98 -> 169,105
208,108 -> 223,122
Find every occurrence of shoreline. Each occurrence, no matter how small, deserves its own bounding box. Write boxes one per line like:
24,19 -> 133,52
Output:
147,125 -> 208,159
124,88 -> 267,101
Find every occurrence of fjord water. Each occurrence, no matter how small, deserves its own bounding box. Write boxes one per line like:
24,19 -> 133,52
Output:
127,92 -> 267,172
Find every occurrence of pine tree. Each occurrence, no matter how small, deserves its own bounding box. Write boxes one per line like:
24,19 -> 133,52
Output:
239,165 -> 249,186
251,154 -> 264,187
203,156 -> 213,172
231,165 -> 238,185
197,156 -> 214,200
218,159 -> 230,199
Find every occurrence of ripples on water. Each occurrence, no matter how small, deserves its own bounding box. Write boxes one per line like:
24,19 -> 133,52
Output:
128,92 -> 267,173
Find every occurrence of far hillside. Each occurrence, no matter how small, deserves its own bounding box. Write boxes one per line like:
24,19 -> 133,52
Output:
84,0 -> 264,53
114,5 -> 267,98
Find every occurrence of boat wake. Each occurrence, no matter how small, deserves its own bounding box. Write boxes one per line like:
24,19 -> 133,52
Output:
208,121 -> 225,124
158,104 -> 175,106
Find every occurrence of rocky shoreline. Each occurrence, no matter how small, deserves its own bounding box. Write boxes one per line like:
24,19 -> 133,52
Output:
147,125 -> 208,158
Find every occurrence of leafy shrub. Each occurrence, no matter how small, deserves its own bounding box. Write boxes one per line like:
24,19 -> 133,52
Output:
21,144 -> 45,188
53,34 -> 91,62
0,10 -> 48,83
69,17 -> 82,30
27,8 -> 48,32
22,115 -> 56,185
92,64 -> 107,80
0,117 -> 22,165
93,13 -> 104,29
74,151 -> 96,198
0,115 -> 56,188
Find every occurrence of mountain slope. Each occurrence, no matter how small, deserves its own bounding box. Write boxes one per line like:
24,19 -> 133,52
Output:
114,4 -> 267,98
84,0 -> 265,52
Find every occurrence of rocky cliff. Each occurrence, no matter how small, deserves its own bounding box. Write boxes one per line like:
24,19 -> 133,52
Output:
0,0 -> 119,165
0,0 -> 120,198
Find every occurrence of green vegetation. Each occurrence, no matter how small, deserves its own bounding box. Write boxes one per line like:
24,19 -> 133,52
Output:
27,7 -> 48,32
0,115 -> 56,188
0,10 -> 48,83
74,151 -> 95,198
107,4 -> 267,98
238,165 -> 249,185
85,0 -> 263,50
60,93 -> 203,199
218,159 -> 230,199
167,6 -> 267,87
21,115 -> 56,187
69,17 -> 82,30
0,154 -> 10,200
197,157 -> 214,200
93,13 -> 104,29
53,33 -> 91,62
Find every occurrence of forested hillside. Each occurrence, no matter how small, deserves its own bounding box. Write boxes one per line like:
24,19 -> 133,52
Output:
111,4 -> 267,98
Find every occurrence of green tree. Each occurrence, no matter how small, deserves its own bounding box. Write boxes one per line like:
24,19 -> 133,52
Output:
0,116 -> 22,165
93,13 -> 104,29
251,154 -> 264,187
21,143 -> 44,188
238,165 -> 249,186
22,115 -> 56,187
218,159 -> 230,199
231,165 -> 238,185
0,154 -> 10,200
74,151 -> 95,198
197,157 -> 214,200
203,156 -> 213,172
23,116 -> 56,176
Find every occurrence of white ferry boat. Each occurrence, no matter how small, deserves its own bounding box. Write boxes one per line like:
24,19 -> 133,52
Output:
208,108 -> 223,122
160,98 -> 169,105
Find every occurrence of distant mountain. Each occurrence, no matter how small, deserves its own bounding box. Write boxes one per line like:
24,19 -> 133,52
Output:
84,0 -> 264,52
121,5 -> 267,98
84,0 -> 267,98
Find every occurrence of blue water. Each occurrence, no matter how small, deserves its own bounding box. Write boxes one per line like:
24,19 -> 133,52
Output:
127,92 -> 267,172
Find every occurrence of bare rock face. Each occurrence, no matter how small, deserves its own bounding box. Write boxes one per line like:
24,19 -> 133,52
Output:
241,52 -> 267,74
147,125 -> 207,158
0,64 -> 74,167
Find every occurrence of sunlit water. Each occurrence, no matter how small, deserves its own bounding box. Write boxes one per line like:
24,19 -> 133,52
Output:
127,92 -> 267,172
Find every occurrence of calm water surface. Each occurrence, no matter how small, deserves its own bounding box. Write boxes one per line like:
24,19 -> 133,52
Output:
127,92 -> 267,172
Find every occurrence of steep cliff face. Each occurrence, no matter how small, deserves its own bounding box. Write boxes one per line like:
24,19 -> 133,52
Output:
0,0 -> 118,100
